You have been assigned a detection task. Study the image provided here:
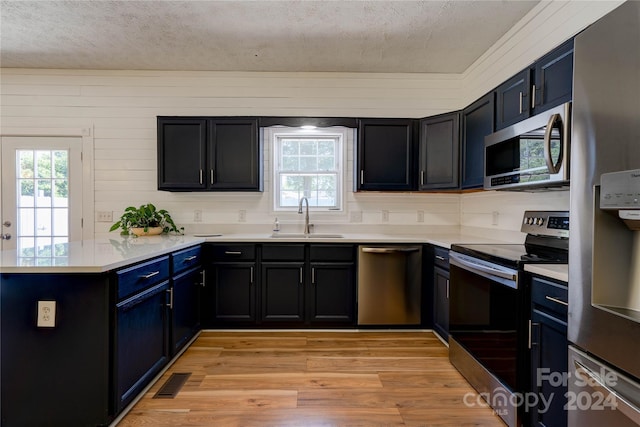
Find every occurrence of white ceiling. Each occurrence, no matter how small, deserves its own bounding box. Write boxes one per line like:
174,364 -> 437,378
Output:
0,0 -> 539,73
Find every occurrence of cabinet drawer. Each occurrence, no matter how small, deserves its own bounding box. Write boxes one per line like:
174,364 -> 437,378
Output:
117,256 -> 170,300
433,246 -> 450,269
531,276 -> 568,318
310,244 -> 355,262
262,244 -> 305,261
208,244 -> 256,261
172,245 -> 201,274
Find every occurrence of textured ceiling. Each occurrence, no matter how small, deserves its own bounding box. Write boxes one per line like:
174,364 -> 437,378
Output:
0,0 -> 539,73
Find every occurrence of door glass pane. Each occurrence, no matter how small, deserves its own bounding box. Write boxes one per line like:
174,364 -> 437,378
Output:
36,208 -> 52,236
53,209 -> 68,236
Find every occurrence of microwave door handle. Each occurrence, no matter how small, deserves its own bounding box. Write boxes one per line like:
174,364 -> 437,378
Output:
449,253 -> 517,282
543,113 -> 563,174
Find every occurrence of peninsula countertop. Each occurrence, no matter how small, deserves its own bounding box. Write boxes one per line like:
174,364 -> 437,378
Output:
0,231 -> 510,274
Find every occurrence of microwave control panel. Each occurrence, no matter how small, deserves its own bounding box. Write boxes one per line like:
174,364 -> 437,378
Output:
601,169 -> 640,209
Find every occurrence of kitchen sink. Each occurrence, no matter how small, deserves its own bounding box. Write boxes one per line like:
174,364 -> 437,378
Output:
269,233 -> 344,239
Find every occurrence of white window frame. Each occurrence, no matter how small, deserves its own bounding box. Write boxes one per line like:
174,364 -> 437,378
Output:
269,127 -> 348,212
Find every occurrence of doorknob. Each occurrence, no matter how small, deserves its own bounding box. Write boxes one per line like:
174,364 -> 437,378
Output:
1,233 -> 11,240
2,221 -> 11,227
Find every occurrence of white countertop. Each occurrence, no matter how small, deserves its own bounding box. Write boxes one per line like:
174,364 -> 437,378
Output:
0,235 -> 205,273
0,232 -> 508,274
524,264 -> 569,283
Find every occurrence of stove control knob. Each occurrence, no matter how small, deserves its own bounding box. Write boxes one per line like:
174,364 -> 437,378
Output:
536,218 -> 545,226
527,217 -> 534,225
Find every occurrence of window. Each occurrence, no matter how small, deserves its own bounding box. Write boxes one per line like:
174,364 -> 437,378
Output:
271,128 -> 347,211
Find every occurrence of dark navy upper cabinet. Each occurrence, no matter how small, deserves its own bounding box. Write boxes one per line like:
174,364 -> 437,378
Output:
419,112 -> 460,190
495,68 -> 532,130
356,118 -> 416,191
158,117 -> 262,192
461,93 -> 495,189
495,39 -> 574,131
533,39 -> 574,114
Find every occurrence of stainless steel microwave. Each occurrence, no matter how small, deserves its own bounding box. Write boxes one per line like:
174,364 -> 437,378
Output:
484,102 -> 571,191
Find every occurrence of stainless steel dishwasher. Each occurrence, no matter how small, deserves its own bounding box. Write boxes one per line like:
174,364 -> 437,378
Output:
357,245 -> 422,325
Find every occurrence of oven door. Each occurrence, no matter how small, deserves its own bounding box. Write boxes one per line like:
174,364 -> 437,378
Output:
484,102 -> 571,191
449,251 -> 526,427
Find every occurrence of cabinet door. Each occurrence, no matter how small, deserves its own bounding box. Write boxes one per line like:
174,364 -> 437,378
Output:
207,262 -> 256,324
530,308 -> 568,427
533,39 -> 574,114
157,118 -> 207,190
309,262 -> 355,324
115,281 -> 170,412
495,68 -> 532,130
419,113 -> 460,190
171,267 -> 202,355
461,93 -> 494,189
357,119 -> 415,191
433,266 -> 450,340
208,118 -> 262,191
261,262 -> 305,323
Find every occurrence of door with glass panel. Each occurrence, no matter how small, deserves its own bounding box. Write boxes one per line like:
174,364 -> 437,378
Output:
1,137 -> 82,258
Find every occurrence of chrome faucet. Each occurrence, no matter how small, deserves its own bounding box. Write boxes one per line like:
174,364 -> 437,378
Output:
298,197 -> 311,234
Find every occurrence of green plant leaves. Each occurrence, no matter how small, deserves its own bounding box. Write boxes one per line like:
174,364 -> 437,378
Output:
110,203 -> 183,236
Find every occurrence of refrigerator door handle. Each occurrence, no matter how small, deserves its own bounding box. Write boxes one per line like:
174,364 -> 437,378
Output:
574,360 -> 640,424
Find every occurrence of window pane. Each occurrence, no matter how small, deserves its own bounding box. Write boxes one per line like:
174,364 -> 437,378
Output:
317,156 -> 334,171
53,237 -> 69,257
36,179 -> 52,205
53,180 -> 69,206
36,208 -> 52,236
18,208 -> 35,236
299,141 -> 316,155
282,156 -> 298,171
36,237 -> 53,257
18,150 -> 34,178
53,209 -> 68,236
18,179 -> 35,207
299,157 -> 317,171
18,237 -> 35,257
281,174 -> 304,191
281,140 -> 298,155
36,151 -> 52,178
317,140 -> 335,156
53,150 -> 68,179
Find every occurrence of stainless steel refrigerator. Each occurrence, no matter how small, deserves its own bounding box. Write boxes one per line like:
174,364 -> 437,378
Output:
569,1 -> 640,425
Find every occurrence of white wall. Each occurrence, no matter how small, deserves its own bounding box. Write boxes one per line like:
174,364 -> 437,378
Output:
0,1 -> 622,241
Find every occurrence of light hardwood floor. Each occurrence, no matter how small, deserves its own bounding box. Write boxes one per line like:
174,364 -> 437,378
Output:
117,331 -> 505,427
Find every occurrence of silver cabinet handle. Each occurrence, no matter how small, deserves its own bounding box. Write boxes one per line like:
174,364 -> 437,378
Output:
435,255 -> 446,261
528,319 -> 532,349
519,91 -> 523,114
312,267 -> 316,285
545,295 -> 568,306
543,113 -> 563,174
200,269 -> 206,287
420,170 -> 424,186
446,279 -> 449,299
300,267 -> 304,285
141,271 -> 160,280
531,84 -> 537,108
250,266 -> 254,284
210,169 -> 214,185
362,247 -> 420,254
360,170 -> 364,185
225,251 -> 242,255
166,288 -> 174,309
184,255 -> 197,262
199,169 -> 203,185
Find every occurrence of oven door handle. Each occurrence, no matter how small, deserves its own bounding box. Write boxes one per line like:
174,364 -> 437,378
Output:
449,252 -> 518,288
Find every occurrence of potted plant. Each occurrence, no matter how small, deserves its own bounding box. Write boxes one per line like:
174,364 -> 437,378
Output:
110,203 -> 183,236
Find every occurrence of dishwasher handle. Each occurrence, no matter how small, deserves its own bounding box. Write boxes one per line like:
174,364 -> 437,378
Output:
361,247 -> 421,254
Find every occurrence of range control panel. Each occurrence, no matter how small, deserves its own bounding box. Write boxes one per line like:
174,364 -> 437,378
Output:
521,210 -> 569,238
601,169 -> 640,209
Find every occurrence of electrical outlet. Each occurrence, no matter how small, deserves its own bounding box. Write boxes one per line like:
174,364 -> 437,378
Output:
417,210 -> 425,223
96,211 -> 113,222
382,210 -> 389,223
37,301 -> 56,328
350,210 -> 362,223
194,210 -> 202,222
492,211 -> 499,226
238,210 -> 247,222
